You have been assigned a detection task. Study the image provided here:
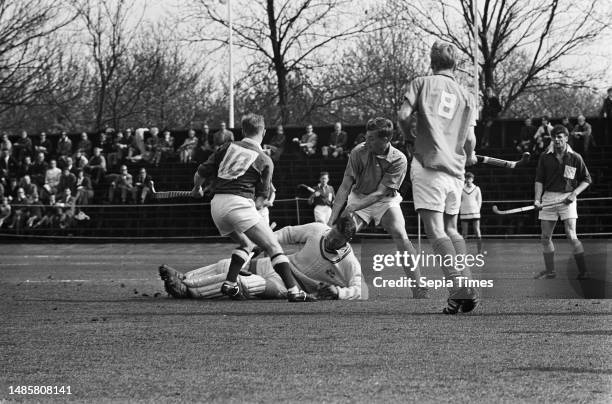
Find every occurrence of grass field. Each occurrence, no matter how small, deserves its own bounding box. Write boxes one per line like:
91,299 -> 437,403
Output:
1,241 -> 611,403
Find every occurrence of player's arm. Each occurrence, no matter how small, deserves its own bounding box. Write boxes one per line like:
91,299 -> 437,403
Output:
397,79 -> 419,136
565,157 -> 592,204
337,254 -> 363,300
534,154 -> 546,208
345,182 -> 390,214
476,186 -> 482,211
464,126 -> 477,166
328,174 -> 354,226
192,148 -> 220,196
275,223 -> 321,244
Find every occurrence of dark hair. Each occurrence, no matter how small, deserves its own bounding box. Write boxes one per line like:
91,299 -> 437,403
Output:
542,116 -> 550,122
551,124 -> 569,137
430,41 -> 456,71
336,215 -> 357,241
366,117 -> 394,139
465,172 -> 474,179
320,171 -> 329,177
241,113 -> 265,136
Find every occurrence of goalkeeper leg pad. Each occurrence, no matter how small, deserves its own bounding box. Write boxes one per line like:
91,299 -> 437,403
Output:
237,273 -> 266,298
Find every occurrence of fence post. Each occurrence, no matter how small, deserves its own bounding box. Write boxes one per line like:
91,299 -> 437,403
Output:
295,197 -> 301,225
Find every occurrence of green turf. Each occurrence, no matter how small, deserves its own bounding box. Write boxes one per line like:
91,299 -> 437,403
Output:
1,243 -> 611,403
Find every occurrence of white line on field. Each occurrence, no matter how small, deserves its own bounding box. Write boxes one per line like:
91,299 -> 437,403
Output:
14,278 -> 152,283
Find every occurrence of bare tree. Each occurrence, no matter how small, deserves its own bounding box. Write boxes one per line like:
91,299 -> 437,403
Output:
0,0 -> 75,118
71,0 -> 144,130
184,0 -> 379,124
397,0 -> 611,114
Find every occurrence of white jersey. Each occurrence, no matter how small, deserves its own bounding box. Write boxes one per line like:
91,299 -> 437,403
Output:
459,184 -> 482,218
275,222 -> 363,300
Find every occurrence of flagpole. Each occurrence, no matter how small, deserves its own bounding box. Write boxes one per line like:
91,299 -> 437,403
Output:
473,0 -> 479,112
227,0 -> 234,129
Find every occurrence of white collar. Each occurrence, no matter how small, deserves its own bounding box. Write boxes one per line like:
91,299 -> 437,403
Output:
546,143 -> 573,154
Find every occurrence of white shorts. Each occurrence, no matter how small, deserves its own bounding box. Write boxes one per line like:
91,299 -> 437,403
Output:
460,213 -> 481,220
211,194 -> 261,236
538,192 -> 577,221
411,159 -> 463,215
314,205 -> 332,224
348,192 -> 403,226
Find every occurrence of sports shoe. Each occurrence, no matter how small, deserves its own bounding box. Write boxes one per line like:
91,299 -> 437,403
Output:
411,286 -> 429,299
158,265 -> 188,298
288,290 -> 318,302
442,287 -> 480,315
220,281 -> 243,300
534,270 -> 556,279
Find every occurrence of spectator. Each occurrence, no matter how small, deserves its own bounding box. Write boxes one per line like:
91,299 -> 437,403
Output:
352,132 -> 366,150
56,188 -> 76,229
571,114 -> 594,155
6,177 -> 19,199
308,172 -> 335,224
132,167 -> 154,203
1,133 -> 12,154
178,129 -> 198,163
56,132 -> 73,166
18,155 -> 34,178
154,130 -> 175,165
516,117 -> 536,153
7,187 -> 28,230
0,178 -> 4,199
76,132 -> 93,157
26,194 -> 45,228
325,122 -> 348,158
30,152 -> 48,187
58,167 -> 77,196
107,132 -> 127,168
0,196 -> 10,228
86,147 -> 107,185
74,169 -> 94,205
13,131 -> 33,162
212,122 -> 234,150
145,127 -> 161,163
73,150 -> 89,171
263,125 -> 285,162
480,87 -> 502,149
20,175 -> 38,201
43,159 -> 62,197
601,87 -> 612,145
37,194 -> 59,228
294,124 -> 318,156
34,132 -> 53,159
201,124 -> 212,149
0,147 -> 18,179
97,132 -> 114,156
126,128 -> 147,162
63,156 -> 76,175
561,116 -> 574,134
108,165 -> 133,203
533,116 -> 553,155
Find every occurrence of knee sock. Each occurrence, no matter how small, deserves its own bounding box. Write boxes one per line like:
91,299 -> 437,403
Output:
542,239 -> 555,273
432,237 -> 460,284
225,248 -> 250,283
271,254 -> 298,292
451,235 -> 473,281
571,239 -> 587,274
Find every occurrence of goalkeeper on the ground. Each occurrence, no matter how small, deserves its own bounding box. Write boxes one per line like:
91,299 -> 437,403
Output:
158,216 -> 364,300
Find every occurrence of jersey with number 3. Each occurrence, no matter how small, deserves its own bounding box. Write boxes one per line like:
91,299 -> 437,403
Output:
197,138 -> 273,199
404,73 -> 476,179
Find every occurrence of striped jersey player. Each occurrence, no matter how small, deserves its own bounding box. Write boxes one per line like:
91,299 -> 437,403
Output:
192,113 -> 315,302
159,217 -> 364,301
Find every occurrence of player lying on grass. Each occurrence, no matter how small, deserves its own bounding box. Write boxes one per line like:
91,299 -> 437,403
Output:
159,217 -> 363,300
328,117 -> 428,300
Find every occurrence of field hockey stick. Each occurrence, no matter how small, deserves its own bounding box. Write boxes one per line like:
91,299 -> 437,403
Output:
492,199 -> 566,215
476,152 -> 530,169
297,184 -> 316,193
152,190 -> 195,200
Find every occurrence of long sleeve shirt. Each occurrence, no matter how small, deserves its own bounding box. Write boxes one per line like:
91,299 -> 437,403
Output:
275,223 -> 363,300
